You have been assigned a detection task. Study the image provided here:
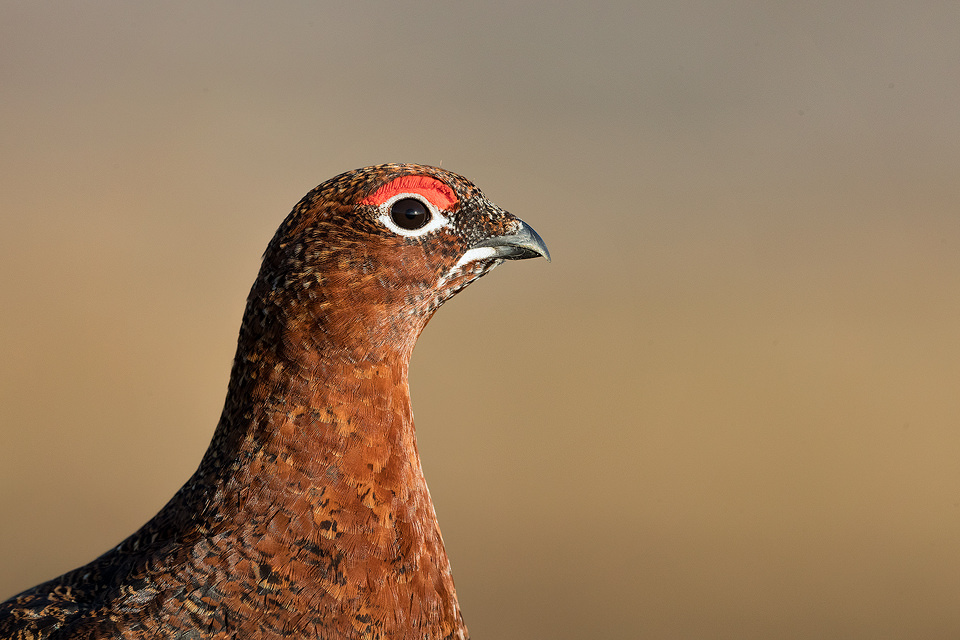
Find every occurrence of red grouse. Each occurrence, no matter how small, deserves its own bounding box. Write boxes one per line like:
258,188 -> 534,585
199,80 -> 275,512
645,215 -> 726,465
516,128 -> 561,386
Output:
0,164 -> 549,640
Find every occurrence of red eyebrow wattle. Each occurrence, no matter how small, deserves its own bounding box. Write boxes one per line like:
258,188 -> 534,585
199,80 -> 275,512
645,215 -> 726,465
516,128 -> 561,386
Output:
360,175 -> 457,210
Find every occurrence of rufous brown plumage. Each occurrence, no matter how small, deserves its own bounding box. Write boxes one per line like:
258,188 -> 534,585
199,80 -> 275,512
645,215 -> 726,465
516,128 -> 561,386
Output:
0,163 -> 549,640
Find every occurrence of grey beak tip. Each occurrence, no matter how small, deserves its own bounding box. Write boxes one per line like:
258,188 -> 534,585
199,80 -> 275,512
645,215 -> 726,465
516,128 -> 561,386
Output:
474,220 -> 551,262
527,224 -> 551,262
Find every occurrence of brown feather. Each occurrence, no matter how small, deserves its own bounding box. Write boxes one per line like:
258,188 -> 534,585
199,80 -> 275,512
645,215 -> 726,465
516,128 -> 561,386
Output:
0,163 -> 548,640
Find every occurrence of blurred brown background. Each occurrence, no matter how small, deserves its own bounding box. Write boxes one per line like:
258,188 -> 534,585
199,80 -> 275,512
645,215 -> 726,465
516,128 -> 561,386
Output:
2,2 -> 960,638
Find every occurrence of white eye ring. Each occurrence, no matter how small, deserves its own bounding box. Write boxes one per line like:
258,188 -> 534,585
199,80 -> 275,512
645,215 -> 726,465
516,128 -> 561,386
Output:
377,192 -> 450,237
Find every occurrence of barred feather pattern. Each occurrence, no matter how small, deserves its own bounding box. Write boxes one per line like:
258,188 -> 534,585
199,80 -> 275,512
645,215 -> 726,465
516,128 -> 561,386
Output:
0,164 -> 548,640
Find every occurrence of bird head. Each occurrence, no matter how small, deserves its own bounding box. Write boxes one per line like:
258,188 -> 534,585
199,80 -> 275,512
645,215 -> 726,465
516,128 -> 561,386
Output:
250,164 -> 549,360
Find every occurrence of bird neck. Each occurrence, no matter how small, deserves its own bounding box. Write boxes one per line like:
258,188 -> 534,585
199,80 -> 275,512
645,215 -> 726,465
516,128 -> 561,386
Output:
202,319 -> 431,531
167,316 -> 466,638
221,334 -> 419,476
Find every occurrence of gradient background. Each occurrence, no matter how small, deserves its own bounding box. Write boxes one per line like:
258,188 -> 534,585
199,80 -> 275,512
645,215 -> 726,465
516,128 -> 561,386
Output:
2,2 -> 960,638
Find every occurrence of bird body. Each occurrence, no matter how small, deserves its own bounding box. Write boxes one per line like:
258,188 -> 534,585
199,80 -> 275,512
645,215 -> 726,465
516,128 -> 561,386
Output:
0,164 -> 548,640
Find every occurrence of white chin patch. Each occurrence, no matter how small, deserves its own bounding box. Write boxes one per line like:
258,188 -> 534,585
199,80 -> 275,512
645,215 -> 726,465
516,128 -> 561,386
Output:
436,246 -> 501,291
453,246 -> 499,269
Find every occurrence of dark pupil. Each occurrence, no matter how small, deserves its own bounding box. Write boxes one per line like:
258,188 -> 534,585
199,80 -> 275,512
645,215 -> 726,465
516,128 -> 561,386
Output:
390,198 -> 431,230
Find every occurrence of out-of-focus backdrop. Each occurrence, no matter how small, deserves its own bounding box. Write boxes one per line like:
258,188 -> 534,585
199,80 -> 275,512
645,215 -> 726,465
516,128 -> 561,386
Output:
2,3 -> 960,638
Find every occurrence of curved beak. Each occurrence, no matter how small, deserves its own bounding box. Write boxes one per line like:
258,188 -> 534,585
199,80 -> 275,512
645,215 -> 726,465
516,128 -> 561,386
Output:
473,220 -> 551,262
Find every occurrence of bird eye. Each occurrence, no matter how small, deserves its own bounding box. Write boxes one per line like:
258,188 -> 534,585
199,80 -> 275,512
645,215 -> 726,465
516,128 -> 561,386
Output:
377,193 -> 449,237
390,198 -> 431,230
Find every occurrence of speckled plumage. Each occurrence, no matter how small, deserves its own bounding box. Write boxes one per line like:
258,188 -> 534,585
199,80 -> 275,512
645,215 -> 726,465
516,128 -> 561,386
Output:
0,164 -> 549,640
